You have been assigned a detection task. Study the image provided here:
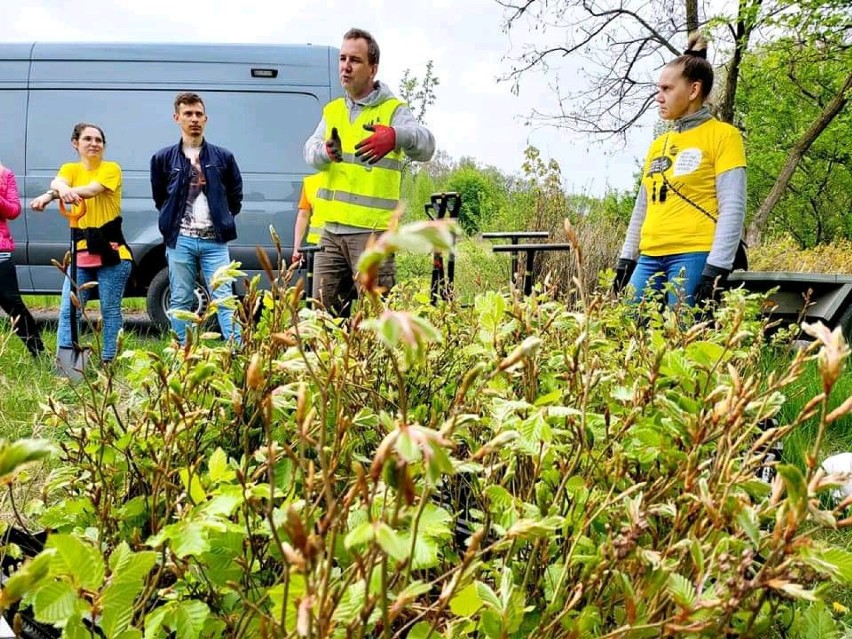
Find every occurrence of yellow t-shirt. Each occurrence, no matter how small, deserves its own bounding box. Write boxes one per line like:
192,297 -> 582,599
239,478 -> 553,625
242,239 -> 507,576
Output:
298,184 -> 311,212
57,160 -> 131,260
639,118 -> 746,256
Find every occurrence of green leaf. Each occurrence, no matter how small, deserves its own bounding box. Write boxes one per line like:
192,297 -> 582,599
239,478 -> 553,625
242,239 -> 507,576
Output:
408,621 -> 433,639
344,521 -> 375,550
332,580 -> 366,625
200,491 -> 242,518
688,539 -> 705,576
267,575 -> 306,632
450,583 -> 483,617
159,522 -> 210,559
101,580 -> 140,637
801,547 -> 852,585
667,573 -> 696,609
416,503 -> 453,539
65,613 -> 95,639
33,580 -> 79,624
101,546 -> 157,638
821,548 -> 852,584
47,534 -> 105,590
207,447 -> 236,483
778,464 -> 808,518
506,516 -> 564,540
109,544 -> 157,583
736,506 -> 761,547
685,341 -> 726,368
481,608 -> 504,639
798,601 -> 839,639
0,550 -> 54,606
475,581 -> 502,611
396,430 -> 421,463
401,533 -> 439,569
475,291 -> 506,339
174,600 -> 210,639
179,468 -> 207,505
375,523 -> 409,562
144,604 -> 172,639
0,439 -> 53,480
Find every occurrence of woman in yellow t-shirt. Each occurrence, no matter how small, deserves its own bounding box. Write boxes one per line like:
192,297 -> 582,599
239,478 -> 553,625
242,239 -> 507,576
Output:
614,33 -> 747,309
29,122 -> 133,364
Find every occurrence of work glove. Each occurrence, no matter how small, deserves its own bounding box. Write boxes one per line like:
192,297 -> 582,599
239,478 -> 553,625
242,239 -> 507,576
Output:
354,124 -> 396,164
613,258 -> 637,294
692,264 -> 730,308
325,127 -> 343,163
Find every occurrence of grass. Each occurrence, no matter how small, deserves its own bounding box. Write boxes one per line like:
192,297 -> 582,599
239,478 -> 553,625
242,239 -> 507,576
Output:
0,321 -> 165,441
754,347 -> 852,470
23,295 -> 148,312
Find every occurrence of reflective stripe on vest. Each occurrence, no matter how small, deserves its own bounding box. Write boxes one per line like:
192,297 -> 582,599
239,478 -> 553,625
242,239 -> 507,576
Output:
302,173 -> 326,244
313,97 -> 403,230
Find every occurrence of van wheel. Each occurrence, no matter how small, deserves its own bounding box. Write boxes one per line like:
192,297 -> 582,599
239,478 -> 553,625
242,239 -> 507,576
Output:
146,267 -> 211,328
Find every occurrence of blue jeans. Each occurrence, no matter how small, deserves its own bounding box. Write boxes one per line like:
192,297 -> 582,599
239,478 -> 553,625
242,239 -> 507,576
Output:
166,235 -> 241,345
628,252 -> 709,307
59,259 -> 132,362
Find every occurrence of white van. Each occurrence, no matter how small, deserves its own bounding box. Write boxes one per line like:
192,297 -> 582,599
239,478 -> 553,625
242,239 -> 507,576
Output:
0,42 -> 341,325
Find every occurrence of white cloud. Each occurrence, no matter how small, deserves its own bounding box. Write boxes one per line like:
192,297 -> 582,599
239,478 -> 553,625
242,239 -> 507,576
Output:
5,0 -> 651,196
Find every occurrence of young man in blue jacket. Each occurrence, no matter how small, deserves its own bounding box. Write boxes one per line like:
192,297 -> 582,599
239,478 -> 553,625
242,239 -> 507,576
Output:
150,92 -> 243,345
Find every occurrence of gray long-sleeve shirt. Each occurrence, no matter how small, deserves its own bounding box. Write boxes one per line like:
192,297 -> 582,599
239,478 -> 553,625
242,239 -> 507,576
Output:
619,107 -> 746,271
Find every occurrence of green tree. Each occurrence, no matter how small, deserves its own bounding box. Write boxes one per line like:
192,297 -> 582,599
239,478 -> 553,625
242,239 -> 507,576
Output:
444,161 -> 508,234
496,0 -> 852,243
740,38 -> 852,246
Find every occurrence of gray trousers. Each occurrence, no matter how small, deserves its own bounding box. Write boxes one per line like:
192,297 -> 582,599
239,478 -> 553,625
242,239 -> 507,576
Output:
312,230 -> 395,316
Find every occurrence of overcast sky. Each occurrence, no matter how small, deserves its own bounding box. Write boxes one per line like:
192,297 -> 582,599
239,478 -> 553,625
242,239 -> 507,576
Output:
7,0 -> 654,197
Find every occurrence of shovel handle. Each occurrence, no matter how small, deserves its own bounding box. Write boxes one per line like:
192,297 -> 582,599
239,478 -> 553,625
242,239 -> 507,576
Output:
59,199 -> 87,227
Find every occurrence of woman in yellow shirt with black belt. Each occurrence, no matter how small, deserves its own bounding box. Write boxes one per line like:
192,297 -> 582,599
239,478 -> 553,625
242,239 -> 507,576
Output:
614,33 -> 747,309
30,122 -> 133,364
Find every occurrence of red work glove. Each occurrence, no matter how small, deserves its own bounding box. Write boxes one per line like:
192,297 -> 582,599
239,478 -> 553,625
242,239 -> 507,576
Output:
354,124 -> 396,164
325,127 -> 343,163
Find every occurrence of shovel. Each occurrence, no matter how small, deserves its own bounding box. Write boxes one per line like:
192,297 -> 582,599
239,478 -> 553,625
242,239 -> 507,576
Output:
55,199 -> 91,382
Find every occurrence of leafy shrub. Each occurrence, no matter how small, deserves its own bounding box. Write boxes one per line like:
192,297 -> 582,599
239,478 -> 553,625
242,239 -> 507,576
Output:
3,222 -> 852,638
445,165 -> 507,235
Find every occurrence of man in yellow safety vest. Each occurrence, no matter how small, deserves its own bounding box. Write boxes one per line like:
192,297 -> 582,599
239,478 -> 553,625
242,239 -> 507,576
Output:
303,27 -> 435,316
291,173 -> 325,265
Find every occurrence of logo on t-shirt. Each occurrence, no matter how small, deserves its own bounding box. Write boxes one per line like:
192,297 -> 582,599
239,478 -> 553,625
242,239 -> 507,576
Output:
672,148 -> 703,176
647,155 -> 672,176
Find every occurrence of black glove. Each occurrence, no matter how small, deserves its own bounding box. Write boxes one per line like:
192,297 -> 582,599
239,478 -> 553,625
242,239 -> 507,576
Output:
325,127 -> 343,163
692,264 -> 730,308
613,258 -> 637,294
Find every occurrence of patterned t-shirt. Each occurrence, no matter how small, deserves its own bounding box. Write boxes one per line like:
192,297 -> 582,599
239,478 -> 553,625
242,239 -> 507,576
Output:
180,146 -> 215,239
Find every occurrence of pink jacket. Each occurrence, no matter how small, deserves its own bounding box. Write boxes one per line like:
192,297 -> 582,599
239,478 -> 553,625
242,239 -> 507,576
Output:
0,168 -> 23,252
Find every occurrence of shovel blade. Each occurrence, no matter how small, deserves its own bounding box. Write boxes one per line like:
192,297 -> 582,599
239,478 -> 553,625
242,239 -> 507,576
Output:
55,347 -> 92,382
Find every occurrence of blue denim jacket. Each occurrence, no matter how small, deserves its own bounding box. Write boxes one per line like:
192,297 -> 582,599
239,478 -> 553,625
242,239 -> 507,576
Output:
150,139 -> 243,248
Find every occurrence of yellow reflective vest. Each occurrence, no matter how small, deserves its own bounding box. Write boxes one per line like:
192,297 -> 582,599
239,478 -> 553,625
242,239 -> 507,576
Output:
302,173 -> 325,244
313,97 -> 403,230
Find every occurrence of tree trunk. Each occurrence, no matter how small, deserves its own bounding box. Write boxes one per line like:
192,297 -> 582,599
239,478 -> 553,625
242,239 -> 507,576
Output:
746,69 -> 852,246
719,0 -> 762,124
686,0 -> 698,33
